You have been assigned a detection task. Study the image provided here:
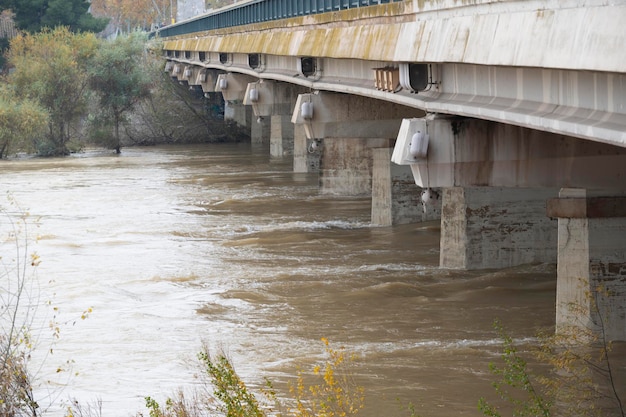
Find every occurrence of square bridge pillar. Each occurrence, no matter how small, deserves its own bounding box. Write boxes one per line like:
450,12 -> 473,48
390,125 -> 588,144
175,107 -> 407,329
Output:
440,187 -> 558,270
548,189 -> 626,341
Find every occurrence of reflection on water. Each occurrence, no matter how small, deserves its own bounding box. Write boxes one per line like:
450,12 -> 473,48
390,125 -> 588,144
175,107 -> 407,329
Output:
0,144 -> 557,416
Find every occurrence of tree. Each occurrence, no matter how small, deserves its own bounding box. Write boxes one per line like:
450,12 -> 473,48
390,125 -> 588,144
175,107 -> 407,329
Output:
2,0 -> 109,34
1,198 -> 94,416
7,27 -> 99,155
1,203 -> 41,417
90,0 -> 173,33
0,86 -> 48,158
88,31 -> 152,153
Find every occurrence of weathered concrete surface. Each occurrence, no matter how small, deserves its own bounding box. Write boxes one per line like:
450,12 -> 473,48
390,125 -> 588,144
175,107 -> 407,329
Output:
163,0 -> 626,146
293,125 -> 321,173
394,116 -> 626,190
216,73 -> 257,103
291,92 -> 419,195
243,81 -> 304,117
371,148 -> 440,226
270,114 -> 293,157
241,81 -> 304,156
292,92 -> 422,140
165,0 -> 625,73
553,189 -> 626,341
440,187 -> 558,269
224,102 -> 251,128
320,138 -> 389,196
251,116 -> 270,145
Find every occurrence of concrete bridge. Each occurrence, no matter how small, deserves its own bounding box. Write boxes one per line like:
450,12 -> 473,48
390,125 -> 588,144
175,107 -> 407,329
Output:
154,0 -> 626,339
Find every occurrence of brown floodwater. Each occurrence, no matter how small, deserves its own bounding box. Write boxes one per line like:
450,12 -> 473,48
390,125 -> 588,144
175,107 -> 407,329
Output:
0,144 -> 560,416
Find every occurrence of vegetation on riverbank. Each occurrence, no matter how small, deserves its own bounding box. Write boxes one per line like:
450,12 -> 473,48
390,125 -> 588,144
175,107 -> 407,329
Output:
0,26 -> 243,159
138,338 -> 370,417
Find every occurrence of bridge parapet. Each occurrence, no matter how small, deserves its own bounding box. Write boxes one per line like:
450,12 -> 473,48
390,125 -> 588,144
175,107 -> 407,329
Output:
160,0 -> 625,73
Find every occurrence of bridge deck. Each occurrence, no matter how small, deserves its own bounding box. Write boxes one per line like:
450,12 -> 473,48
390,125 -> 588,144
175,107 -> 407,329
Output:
157,0 -> 626,147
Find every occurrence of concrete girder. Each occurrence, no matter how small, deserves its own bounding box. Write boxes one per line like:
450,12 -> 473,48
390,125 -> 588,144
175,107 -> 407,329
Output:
169,63 -> 182,80
216,73 -> 258,103
292,91 -> 419,194
163,0 -> 625,74
292,92 -> 423,140
393,116 -> 626,190
195,69 -> 221,93
243,80 -> 306,118
179,65 -> 195,83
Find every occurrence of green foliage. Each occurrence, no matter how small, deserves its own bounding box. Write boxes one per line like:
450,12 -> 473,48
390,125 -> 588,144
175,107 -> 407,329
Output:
139,347 -> 270,417
88,31 -> 152,153
199,350 -> 266,417
7,27 -> 99,155
0,85 -> 48,158
478,320 -> 551,417
3,0 -> 109,34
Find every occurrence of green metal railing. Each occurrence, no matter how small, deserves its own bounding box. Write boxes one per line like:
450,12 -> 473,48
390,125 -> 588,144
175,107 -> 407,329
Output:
154,0 -> 402,38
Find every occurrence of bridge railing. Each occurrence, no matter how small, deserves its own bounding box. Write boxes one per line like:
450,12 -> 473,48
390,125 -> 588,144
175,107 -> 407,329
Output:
154,0 -> 403,38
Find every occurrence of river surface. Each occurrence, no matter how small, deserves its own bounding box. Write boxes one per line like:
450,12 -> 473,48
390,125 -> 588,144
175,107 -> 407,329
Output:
0,144 -> 558,417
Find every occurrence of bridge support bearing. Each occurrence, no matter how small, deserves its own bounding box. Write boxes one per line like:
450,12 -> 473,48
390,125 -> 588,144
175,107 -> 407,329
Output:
372,148 -> 440,226
440,187 -> 558,270
548,188 -> 626,341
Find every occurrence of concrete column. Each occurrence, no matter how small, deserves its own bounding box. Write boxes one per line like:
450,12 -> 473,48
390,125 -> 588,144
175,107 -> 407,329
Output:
548,189 -> 626,341
251,117 -> 270,145
440,187 -> 558,269
319,138 -> 389,196
293,125 -> 321,173
372,148 -> 440,226
270,115 -> 293,156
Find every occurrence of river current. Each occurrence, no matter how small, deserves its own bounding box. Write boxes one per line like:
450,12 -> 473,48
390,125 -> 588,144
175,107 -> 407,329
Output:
0,144 -> 557,416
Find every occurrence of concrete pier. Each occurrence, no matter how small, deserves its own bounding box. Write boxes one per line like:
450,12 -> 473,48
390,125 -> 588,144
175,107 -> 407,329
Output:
293,124 -> 320,173
440,187 -> 558,269
548,189 -> 626,341
270,115 -> 293,157
371,148 -> 440,227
